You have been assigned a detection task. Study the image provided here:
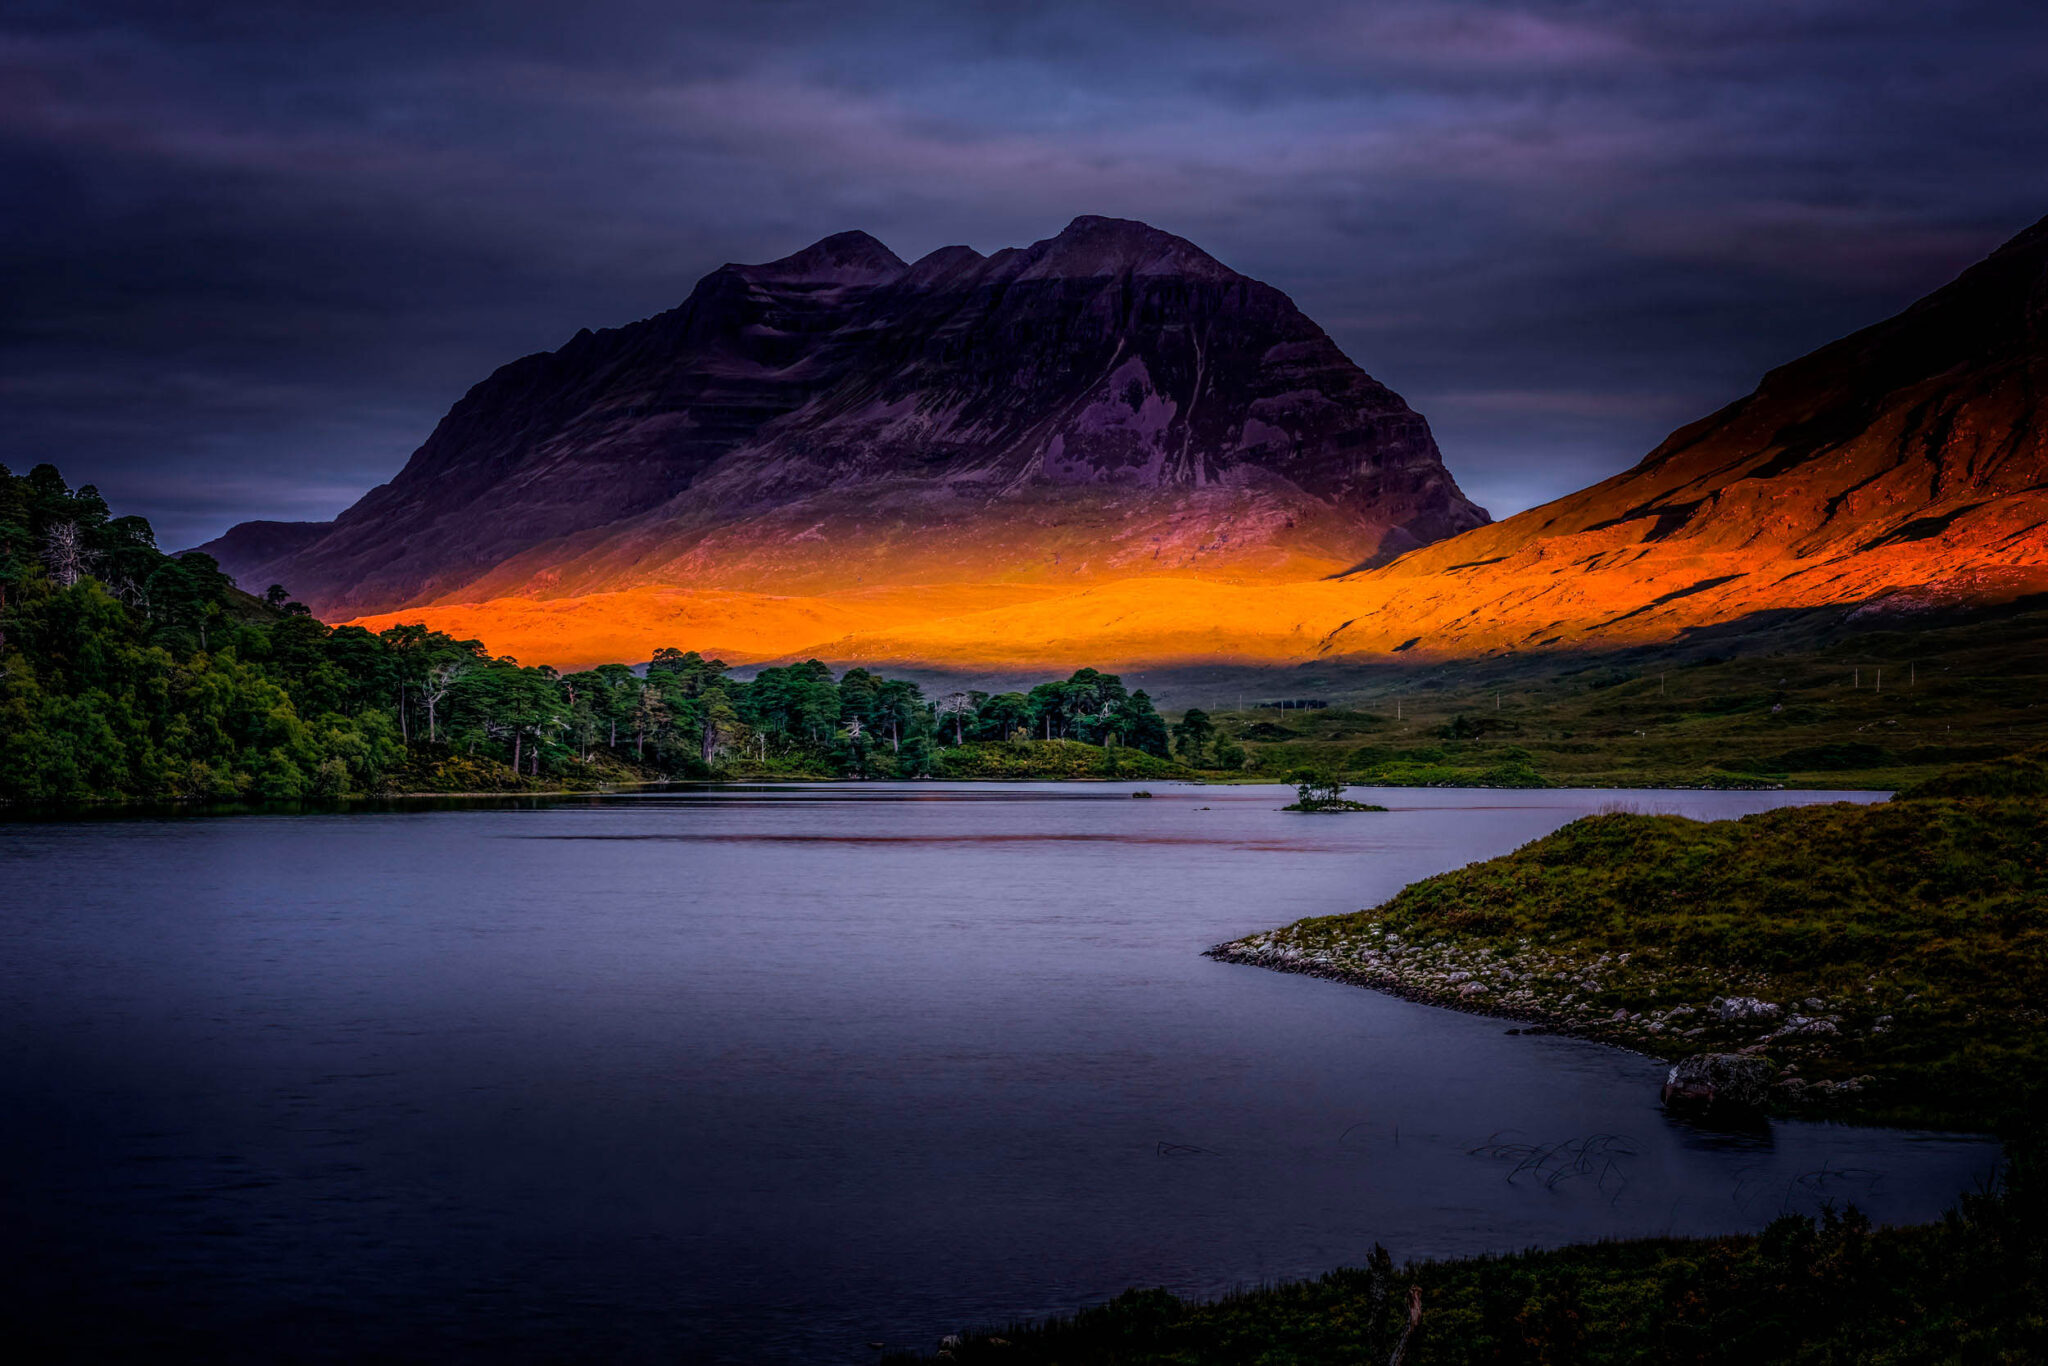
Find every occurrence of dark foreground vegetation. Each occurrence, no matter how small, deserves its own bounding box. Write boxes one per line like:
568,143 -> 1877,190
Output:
0,464 -> 1187,806
889,1164 -> 2046,1365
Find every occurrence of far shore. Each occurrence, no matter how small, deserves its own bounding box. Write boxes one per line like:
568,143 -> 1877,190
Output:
2,776 -> 1899,820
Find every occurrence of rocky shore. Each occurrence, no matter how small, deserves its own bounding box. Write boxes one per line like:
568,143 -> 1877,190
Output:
1207,917 -> 1887,1114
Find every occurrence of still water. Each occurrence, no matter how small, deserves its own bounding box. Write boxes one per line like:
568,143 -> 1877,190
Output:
0,784 -> 1997,1362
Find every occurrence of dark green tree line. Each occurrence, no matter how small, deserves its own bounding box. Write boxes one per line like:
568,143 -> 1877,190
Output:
2,465 -> 1181,805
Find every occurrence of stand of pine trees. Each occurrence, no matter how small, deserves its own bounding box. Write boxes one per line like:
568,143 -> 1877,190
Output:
0,464 -> 1176,805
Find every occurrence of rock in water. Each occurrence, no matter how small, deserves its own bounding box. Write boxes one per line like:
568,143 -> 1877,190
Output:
1661,1053 -> 1776,1116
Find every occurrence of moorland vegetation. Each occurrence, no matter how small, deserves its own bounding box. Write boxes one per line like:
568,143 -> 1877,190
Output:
891,1175 -> 2046,1365
1175,602 -> 2048,792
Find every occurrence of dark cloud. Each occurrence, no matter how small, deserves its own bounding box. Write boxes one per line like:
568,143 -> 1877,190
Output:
3,0 -> 2044,546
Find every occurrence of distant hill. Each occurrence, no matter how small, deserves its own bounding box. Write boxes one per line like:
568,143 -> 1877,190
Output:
199,216 -> 1486,631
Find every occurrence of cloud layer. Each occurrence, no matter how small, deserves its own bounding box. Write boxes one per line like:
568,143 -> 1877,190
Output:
4,0 -> 2045,546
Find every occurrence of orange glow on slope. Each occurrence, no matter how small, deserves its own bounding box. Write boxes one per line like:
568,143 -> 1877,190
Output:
346,500 -> 2048,673
345,582 -> 1070,670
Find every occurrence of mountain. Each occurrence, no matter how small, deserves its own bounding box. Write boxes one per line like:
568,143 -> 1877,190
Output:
201,216 -> 1486,628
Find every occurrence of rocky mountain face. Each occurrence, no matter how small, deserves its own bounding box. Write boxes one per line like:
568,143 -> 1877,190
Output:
203,216 -> 1486,619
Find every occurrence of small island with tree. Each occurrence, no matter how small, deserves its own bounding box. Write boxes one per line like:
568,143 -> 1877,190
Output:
1281,770 -> 1386,812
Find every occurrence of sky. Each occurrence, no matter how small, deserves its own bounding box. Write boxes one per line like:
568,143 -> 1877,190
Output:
4,0 -> 2046,550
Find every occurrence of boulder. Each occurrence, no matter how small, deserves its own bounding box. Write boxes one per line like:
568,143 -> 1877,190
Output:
1661,1053 -> 1776,1116
1710,996 -> 1782,1023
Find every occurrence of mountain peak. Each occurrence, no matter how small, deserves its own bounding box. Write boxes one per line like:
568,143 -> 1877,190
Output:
735,230 -> 907,286
900,244 -> 987,288
1015,215 -> 1240,282
202,213 -> 1484,621
1062,214 -> 1159,237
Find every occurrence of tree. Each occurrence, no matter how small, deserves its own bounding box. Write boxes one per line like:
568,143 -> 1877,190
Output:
378,623 -> 432,743
633,675 -> 670,758
1110,690 -> 1171,757
1062,668 -> 1129,743
794,675 -> 841,743
422,652 -> 474,745
0,463 -> 28,650
699,686 -> 742,767
1299,771 -> 1339,803
837,714 -> 872,777
936,691 -> 976,745
1027,679 -> 1073,739
94,516 -> 160,605
322,626 -> 395,716
593,663 -> 640,748
455,659 -> 561,776
838,667 -> 882,727
873,678 -> 925,752
895,733 -> 934,777
648,647 -> 728,697
40,522 -> 91,589
1174,707 -> 1217,765
142,552 -> 233,651
975,692 -> 1031,742
566,689 -> 601,759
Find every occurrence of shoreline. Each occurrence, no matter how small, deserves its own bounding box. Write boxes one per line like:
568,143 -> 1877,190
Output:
1208,941 -> 1602,1031
1205,923 -> 1948,1131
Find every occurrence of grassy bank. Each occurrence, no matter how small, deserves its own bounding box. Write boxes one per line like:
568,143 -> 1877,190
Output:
928,739 -> 1195,781
1175,599 -> 2048,791
375,745 -> 669,794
